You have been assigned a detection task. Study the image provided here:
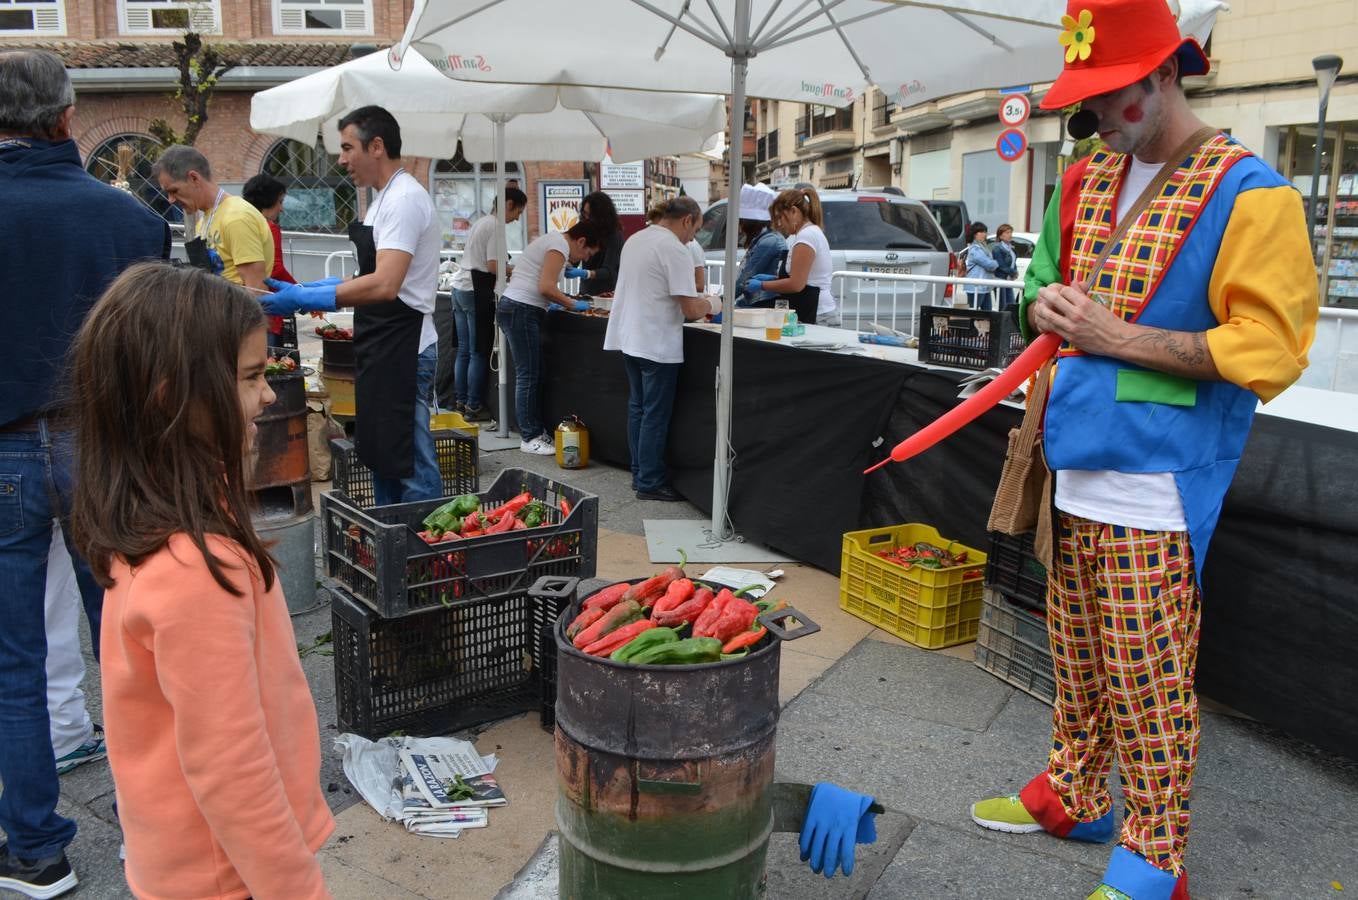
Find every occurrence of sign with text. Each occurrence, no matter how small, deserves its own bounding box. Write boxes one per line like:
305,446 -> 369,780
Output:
605,189 -> 647,216
996,128 -> 1028,162
998,94 -> 1031,127
600,160 -> 645,190
539,181 -> 588,234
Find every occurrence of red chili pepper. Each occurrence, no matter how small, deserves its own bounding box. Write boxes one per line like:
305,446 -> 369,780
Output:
582,619 -> 655,656
721,626 -> 767,654
566,606 -> 605,641
486,509 -> 517,534
486,492 -> 533,523
560,497 -> 572,517
692,588 -> 734,638
573,599 -> 642,649
461,528 -> 484,537
621,550 -> 687,608
582,581 -> 632,612
651,588 -> 714,627
460,511 -> 483,535
512,518 -> 527,530
710,598 -> 760,643
651,578 -> 695,615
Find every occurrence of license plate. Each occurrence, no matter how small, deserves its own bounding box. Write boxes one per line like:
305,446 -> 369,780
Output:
863,265 -> 912,275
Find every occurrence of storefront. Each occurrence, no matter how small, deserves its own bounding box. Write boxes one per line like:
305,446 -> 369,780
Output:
1277,121 -> 1358,309
431,150 -> 528,255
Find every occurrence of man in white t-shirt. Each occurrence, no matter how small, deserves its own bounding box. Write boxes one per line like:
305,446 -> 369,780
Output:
264,105 -> 442,504
604,197 -> 720,501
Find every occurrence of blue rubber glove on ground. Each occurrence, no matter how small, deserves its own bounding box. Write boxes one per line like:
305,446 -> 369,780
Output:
564,266 -> 588,279
799,782 -> 879,878
746,273 -> 776,295
262,278 -> 337,315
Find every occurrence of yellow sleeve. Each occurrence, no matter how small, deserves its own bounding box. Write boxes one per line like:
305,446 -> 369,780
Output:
1204,185 -> 1319,403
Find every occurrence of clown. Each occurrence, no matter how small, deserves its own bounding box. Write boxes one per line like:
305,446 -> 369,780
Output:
969,1 -> 1318,899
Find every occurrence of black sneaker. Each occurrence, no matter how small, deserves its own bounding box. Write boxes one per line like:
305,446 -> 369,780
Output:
463,406 -> 493,423
636,486 -> 684,502
0,844 -> 77,899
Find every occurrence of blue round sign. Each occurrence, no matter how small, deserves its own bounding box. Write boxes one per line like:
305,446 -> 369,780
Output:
996,127 -> 1027,162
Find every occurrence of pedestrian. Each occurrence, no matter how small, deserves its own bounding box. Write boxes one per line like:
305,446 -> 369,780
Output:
991,223 -> 1019,309
153,145 -> 272,293
573,191 -> 624,296
963,221 -> 998,310
733,183 -> 785,308
445,186 -> 528,420
264,105 -> 443,505
754,186 -> 834,324
603,197 -> 720,500
45,525 -> 106,778
969,2 -> 1318,898
0,48 -> 167,899
242,172 -> 298,348
69,262 -> 334,900
498,219 -> 606,454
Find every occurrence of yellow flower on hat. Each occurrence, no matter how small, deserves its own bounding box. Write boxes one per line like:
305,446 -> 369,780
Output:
1058,9 -> 1096,63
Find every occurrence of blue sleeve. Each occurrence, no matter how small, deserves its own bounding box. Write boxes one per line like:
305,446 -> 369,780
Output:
969,244 -> 999,272
736,232 -> 786,303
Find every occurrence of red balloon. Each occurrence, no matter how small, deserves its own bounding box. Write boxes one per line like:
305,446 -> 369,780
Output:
865,332 -> 1061,473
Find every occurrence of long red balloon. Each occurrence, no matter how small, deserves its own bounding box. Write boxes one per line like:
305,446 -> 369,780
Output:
864,331 -> 1061,474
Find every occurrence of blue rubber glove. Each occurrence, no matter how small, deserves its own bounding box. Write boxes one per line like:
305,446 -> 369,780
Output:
261,278 -> 337,315
746,273 -> 776,295
710,311 -> 722,324
572,300 -> 590,312
564,266 -> 588,279
299,276 -> 344,288
799,783 -> 878,878
547,302 -> 564,312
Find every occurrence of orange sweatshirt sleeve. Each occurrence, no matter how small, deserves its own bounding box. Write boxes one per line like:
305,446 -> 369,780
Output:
1205,185 -> 1319,402
123,535 -> 330,900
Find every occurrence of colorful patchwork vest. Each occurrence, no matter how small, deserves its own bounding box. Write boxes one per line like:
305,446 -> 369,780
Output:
1043,134 -> 1282,584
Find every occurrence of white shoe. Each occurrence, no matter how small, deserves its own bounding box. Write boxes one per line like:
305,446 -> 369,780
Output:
519,436 -> 555,455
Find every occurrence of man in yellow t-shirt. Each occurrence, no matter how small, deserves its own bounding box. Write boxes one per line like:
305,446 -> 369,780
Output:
153,145 -> 272,290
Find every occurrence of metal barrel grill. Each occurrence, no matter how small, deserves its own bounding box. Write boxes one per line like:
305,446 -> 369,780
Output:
251,368 -> 315,613
548,576 -> 819,899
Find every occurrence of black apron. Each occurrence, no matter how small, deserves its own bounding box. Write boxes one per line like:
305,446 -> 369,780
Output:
749,251 -> 820,325
470,268 -> 498,358
350,219 -> 422,481
184,191 -> 226,274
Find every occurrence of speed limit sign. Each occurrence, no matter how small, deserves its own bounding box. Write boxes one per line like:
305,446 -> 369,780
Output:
998,94 -> 1031,127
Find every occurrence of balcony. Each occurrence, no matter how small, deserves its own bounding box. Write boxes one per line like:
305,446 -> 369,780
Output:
871,97 -> 896,132
755,130 -> 781,170
795,108 -> 855,155
891,101 -> 952,134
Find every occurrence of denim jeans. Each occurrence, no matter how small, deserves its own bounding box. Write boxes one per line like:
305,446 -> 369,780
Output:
452,289 -> 487,411
622,354 -> 681,493
967,289 -> 994,312
0,421 -> 104,858
372,343 -> 442,506
496,298 -> 547,442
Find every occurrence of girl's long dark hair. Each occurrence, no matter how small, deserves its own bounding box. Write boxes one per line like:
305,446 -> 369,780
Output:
581,190 -> 621,235
69,262 -> 275,595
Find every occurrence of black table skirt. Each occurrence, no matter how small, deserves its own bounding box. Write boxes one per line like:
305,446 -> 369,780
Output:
488,311 -> 1358,759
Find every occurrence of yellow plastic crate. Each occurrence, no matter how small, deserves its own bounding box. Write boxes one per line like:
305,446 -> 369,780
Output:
839,523 -> 987,649
430,410 -> 479,439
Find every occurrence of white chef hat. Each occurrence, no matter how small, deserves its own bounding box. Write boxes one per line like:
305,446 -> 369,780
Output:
738,183 -> 776,221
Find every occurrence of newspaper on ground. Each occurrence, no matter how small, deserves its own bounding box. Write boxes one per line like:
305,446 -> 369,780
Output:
335,733 -> 502,839
697,566 -> 777,599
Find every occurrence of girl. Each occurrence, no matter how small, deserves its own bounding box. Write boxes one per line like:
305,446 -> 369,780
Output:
964,221 -> 999,311
752,186 -> 834,325
498,219 -> 605,454
573,191 -> 625,296
991,223 -> 1019,310
70,263 -> 334,900
733,183 -> 786,308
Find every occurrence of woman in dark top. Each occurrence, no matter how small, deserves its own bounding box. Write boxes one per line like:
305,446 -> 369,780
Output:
573,191 -> 625,296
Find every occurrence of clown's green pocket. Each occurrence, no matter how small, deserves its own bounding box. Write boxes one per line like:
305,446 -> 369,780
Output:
1115,369 -> 1198,407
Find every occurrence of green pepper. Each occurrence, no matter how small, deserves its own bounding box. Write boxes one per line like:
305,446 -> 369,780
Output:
630,636 -> 722,666
610,627 -> 680,662
450,494 -> 481,517
522,501 -> 547,528
422,495 -> 480,532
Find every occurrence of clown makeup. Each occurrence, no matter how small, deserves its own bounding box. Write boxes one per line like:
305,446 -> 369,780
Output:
1080,75 -> 1168,158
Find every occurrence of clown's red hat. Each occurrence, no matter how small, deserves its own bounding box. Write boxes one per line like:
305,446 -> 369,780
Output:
1039,0 -> 1211,109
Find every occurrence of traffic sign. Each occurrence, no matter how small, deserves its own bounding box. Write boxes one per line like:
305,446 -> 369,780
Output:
996,128 -> 1028,162
998,93 -> 1031,127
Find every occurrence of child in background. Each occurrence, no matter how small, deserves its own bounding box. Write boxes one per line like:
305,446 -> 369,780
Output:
69,263 -> 334,900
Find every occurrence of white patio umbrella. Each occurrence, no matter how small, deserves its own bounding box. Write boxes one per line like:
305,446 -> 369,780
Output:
250,49 -> 726,436
393,0 -> 1068,542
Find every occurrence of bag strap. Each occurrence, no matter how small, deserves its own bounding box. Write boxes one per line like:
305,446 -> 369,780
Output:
1018,357 -> 1054,442
1084,127 -> 1218,288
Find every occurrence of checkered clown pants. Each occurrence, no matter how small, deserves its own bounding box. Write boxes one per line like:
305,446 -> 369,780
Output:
1043,513 -> 1202,874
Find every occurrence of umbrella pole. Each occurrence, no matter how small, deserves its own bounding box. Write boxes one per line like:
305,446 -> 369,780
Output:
494,115 -> 511,438
712,0 -> 752,541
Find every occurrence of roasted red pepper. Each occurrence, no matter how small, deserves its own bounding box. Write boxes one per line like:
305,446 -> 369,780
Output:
651,578 -> 695,615
621,550 -> 688,608
573,599 -> 642,649
582,619 -> 655,656
582,581 -> 632,612
486,509 -> 517,534
692,588 -> 734,637
708,597 -> 760,643
460,511 -> 484,536
721,626 -> 767,654
566,606 -> 605,641
486,492 -> 533,523
560,497 -> 572,517
651,587 -> 713,627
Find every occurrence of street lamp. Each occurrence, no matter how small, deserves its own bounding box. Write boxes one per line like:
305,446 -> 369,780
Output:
1307,54 -> 1344,244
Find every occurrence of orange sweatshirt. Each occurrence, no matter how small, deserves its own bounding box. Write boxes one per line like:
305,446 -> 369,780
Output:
101,533 -> 335,900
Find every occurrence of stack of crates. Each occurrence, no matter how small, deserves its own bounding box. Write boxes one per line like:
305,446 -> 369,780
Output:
838,523 -> 987,649
322,468 -> 598,738
330,433 -> 479,510
973,531 -> 1056,703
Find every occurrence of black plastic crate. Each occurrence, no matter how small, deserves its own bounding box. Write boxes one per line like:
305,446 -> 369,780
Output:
985,531 -> 1048,613
974,588 -> 1055,705
320,468 -> 599,618
330,432 -> 478,510
331,583 -> 569,739
917,306 -> 1026,371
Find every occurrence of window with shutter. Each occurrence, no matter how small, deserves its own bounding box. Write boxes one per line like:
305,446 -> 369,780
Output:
274,0 -> 372,35
119,0 -> 220,35
0,0 -> 65,34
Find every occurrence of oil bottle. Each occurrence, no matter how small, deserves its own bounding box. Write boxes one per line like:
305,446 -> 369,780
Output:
555,415 -> 590,469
